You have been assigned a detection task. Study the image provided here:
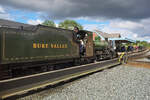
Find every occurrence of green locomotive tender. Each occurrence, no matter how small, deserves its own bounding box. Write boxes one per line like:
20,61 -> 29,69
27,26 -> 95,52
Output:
0,19 -> 116,80
0,24 -> 94,80
0,25 -> 80,64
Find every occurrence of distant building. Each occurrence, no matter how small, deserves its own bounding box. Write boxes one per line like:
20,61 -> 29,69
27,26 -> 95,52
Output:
93,30 -> 121,41
94,30 -> 121,38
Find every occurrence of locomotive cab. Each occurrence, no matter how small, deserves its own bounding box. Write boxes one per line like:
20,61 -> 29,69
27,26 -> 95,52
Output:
73,30 -> 94,58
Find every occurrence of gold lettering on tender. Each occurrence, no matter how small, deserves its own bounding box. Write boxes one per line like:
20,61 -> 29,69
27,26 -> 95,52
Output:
33,43 -> 37,48
51,44 -> 53,48
32,42 -> 68,49
54,44 -> 56,48
45,44 -> 48,48
59,44 -> 62,48
37,43 -> 40,48
62,44 -> 64,48
42,44 -> 45,48
55,44 -> 57,48
56,44 -> 59,48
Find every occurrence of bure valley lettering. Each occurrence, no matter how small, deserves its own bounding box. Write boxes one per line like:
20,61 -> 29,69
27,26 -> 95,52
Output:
33,43 -> 68,49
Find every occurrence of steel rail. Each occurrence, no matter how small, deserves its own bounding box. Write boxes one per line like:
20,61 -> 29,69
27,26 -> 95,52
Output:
0,49 -> 149,99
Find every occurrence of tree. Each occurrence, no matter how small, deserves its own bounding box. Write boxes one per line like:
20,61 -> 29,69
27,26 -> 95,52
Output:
42,20 -> 56,27
58,20 -> 83,30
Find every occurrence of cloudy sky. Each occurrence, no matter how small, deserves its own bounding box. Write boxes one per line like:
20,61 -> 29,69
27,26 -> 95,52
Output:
0,0 -> 150,42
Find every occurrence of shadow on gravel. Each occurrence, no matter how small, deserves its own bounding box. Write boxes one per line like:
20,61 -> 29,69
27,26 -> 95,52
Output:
5,64 -> 119,100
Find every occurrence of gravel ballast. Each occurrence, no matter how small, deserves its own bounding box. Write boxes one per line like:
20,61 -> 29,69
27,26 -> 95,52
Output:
18,65 -> 150,100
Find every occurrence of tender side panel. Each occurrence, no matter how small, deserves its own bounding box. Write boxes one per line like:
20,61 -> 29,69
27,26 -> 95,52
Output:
3,28 -> 33,64
2,27 -> 79,64
0,28 -> 2,64
33,27 -> 79,60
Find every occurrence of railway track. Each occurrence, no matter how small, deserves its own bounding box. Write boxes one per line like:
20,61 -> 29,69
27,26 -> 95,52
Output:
127,50 -> 150,68
0,49 -> 149,100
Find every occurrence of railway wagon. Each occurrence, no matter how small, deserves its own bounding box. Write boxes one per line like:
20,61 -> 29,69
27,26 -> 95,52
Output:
0,25 -> 94,80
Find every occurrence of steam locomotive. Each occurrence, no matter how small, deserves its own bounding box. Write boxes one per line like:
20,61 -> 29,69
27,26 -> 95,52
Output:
0,19 -> 116,80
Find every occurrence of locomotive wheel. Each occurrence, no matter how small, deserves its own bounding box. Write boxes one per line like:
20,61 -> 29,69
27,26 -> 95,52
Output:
0,65 -> 12,80
73,59 -> 81,66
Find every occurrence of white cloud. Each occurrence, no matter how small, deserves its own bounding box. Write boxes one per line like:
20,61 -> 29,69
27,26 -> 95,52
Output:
109,20 -> 143,30
102,25 -> 150,42
55,23 -> 59,27
0,5 -> 12,20
27,19 -> 43,25
0,13 -> 11,19
133,34 -> 138,38
83,24 -> 101,31
82,18 -> 150,42
101,18 -> 150,42
0,0 -> 150,20
0,6 -> 5,13
102,25 -> 135,38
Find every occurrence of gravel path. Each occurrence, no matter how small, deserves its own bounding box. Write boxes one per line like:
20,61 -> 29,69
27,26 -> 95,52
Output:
18,65 -> 150,100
